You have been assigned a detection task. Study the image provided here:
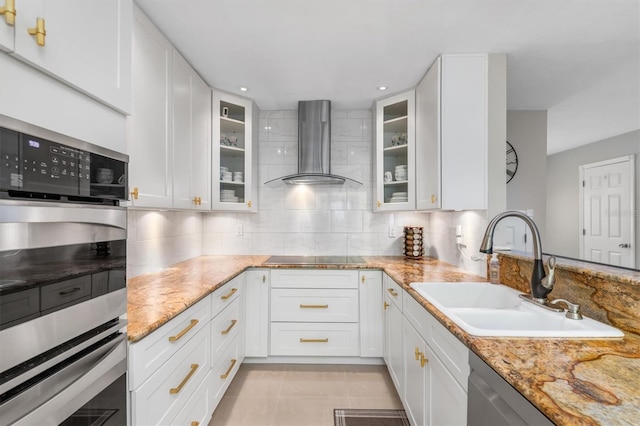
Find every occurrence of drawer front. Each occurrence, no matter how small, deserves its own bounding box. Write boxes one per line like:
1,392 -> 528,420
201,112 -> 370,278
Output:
41,275 -> 91,312
271,269 -> 358,289
271,288 -> 359,323
384,274 -> 403,310
211,297 -> 241,363
211,275 -> 243,316
0,288 -> 39,328
403,291 -> 430,342
270,322 -> 359,356
132,323 -> 211,426
172,370 -> 212,426
129,297 -> 211,389
212,334 -> 242,404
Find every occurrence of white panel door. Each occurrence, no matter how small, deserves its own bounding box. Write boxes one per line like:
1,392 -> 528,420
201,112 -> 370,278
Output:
244,270 -> 269,357
581,156 -> 635,267
0,0 -> 14,52
13,0 -> 132,113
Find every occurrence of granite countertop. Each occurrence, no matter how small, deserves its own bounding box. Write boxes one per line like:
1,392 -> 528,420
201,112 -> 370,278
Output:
127,255 -> 640,426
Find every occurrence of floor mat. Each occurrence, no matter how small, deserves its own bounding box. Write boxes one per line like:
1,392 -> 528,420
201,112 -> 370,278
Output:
334,409 -> 410,426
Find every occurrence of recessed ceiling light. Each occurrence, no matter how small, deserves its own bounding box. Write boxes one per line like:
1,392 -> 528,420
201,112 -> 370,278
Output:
240,87 -> 248,92
378,86 -> 387,91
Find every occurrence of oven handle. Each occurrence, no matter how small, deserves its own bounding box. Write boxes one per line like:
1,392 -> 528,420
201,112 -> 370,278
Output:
13,334 -> 127,426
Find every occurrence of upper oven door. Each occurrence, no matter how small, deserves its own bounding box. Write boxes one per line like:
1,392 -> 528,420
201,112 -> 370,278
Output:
0,202 -> 127,368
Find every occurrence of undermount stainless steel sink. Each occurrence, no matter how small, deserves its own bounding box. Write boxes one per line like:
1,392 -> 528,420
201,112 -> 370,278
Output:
410,282 -> 624,338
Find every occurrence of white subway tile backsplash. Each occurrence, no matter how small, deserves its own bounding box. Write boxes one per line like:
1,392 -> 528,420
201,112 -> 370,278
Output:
316,233 -> 347,256
252,232 -> 285,255
315,187 -> 347,210
347,110 -> 372,119
347,142 -> 371,166
332,118 -> 363,142
331,210 -> 363,233
348,233 -> 379,256
203,213 -> 237,233
284,185 -> 317,210
268,117 -> 297,142
284,233 -> 315,256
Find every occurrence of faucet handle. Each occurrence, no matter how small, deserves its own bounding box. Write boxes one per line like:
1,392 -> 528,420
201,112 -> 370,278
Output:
541,256 -> 556,290
549,298 -> 583,320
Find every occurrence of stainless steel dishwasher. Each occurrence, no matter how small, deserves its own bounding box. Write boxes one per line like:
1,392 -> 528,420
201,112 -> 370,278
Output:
468,351 -> 554,426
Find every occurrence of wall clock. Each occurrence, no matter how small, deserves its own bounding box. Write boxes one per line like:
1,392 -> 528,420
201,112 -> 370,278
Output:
506,141 -> 518,183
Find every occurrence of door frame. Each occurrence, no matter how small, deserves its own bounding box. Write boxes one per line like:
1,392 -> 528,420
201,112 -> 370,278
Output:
578,154 -> 635,267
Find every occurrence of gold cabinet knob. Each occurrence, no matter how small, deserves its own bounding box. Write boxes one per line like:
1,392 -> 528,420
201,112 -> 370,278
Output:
420,353 -> 428,368
0,0 -> 16,26
383,301 -> 389,310
130,187 -> 139,200
247,200 -> 252,208
377,200 -> 381,208
27,17 -> 46,46
193,196 -> 202,205
431,194 -> 436,204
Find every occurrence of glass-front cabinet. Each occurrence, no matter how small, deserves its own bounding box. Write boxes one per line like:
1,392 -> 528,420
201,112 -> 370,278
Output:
212,91 -> 258,211
373,90 -> 416,211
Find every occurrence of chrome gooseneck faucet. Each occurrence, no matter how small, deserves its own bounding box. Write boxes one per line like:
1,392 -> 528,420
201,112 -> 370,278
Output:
479,211 -> 554,302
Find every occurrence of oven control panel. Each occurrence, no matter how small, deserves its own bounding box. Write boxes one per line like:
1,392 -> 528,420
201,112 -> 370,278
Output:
0,127 -> 127,201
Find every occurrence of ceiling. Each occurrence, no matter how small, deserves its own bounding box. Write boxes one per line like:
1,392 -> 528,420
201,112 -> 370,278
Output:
135,0 -> 639,154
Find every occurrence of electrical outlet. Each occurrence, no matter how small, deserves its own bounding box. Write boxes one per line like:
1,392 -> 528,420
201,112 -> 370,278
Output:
235,224 -> 244,236
389,225 -> 397,238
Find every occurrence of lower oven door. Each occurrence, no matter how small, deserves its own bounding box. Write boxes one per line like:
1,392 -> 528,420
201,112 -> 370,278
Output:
1,333 -> 127,426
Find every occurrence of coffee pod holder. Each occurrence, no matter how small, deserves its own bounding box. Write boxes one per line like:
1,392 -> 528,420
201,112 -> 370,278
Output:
403,226 -> 424,258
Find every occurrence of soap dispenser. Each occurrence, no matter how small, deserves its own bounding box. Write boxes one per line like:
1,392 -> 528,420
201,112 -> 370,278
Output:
489,253 -> 500,284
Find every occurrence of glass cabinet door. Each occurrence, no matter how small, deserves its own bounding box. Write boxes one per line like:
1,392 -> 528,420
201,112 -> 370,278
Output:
374,90 -> 415,211
212,91 -> 257,211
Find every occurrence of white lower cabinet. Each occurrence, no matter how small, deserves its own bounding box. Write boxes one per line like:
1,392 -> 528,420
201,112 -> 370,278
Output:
129,276 -> 244,425
131,322 -> 211,425
383,274 -> 404,399
359,271 -> 384,357
384,273 -> 470,426
244,269 -> 270,357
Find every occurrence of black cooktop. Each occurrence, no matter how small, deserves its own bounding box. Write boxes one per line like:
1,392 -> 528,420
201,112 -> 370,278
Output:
263,255 -> 367,266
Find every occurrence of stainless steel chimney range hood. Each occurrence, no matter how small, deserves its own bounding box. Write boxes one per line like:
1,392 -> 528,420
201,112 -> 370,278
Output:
264,100 -> 363,188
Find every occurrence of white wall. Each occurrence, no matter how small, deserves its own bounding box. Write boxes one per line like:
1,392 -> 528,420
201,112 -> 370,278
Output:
546,129 -> 640,264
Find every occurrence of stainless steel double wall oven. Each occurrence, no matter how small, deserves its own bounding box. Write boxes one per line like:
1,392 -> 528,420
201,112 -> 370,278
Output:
0,116 -> 129,425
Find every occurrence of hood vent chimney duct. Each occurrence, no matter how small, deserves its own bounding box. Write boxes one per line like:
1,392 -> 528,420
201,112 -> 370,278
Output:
264,100 -> 363,188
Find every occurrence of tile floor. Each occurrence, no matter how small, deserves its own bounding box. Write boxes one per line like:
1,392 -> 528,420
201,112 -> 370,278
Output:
208,363 -> 403,426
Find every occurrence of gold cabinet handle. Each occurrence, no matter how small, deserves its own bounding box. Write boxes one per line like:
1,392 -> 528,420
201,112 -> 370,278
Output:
415,346 -> 420,361
192,196 -> 202,205
130,187 -> 139,200
221,319 -> 237,335
387,288 -> 398,297
300,338 -> 329,343
431,194 -> 437,204
0,0 -> 16,26
361,275 -> 365,283
383,301 -> 389,310
377,200 -> 381,208
420,353 -> 428,368
247,200 -> 252,208
220,287 -> 238,300
170,363 -> 199,394
27,17 -> 46,47
169,319 -> 198,342
191,422 -> 199,426
299,304 -> 328,309
220,358 -> 237,379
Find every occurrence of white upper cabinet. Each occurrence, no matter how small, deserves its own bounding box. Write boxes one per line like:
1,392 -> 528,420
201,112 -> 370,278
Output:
5,0 -> 132,113
416,54 -> 507,213
0,0 -> 15,52
172,50 -> 211,210
212,91 -> 259,212
127,6 -> 173,208
373,90 -> 416,211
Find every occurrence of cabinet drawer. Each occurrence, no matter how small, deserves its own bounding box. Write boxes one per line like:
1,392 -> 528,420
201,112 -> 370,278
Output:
211,297 -> 241,363
172,370 -> 212,426
270,322 -> 359,356
41,275 -> 91,314
271,269 -> 358,289
132,323 -> 211,426
211,275 -> 243,316
384,274 -> 403,310
271,288 -> 358,323
129,297 -> 211,389
403,291 -> 430,342
212,334 -> 242,404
